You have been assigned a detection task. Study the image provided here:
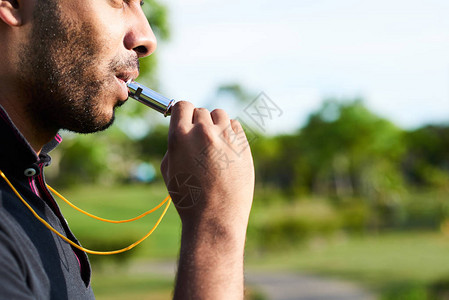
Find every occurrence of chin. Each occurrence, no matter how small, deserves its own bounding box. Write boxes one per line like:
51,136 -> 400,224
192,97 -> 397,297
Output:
115,99 -> 127,108
72,107 -> 117,134
81,116 -> 115,134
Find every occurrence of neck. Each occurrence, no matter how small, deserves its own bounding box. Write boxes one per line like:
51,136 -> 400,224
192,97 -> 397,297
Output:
0,99 -> 57,156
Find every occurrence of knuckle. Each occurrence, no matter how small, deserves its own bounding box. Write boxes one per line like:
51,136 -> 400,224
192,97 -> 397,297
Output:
194,107 -> 210,114
194,122 -> 215,141
173,101 -> 194,113
175,100 -> 194,108
211,108 -> 225,114
211,108 -> 227,118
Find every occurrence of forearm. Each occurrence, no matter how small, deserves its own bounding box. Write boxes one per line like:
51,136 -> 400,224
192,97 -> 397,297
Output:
173,217 -> 247,300
161,102 -> 254,299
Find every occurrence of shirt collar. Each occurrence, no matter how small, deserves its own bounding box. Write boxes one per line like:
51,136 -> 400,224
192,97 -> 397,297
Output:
0,105 -> 62,177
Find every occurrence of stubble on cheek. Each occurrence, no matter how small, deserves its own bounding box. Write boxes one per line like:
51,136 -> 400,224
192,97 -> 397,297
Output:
19,1 -> 118,134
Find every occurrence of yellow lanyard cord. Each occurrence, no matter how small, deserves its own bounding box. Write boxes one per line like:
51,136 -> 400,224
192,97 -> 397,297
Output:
0,170 -> 171,255
46,185 -> 168,223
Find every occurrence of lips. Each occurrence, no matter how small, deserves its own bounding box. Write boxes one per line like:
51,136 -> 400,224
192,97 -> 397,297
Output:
115,76 -> 130,101
115,70 -> 139,101
116,69 -> 139,84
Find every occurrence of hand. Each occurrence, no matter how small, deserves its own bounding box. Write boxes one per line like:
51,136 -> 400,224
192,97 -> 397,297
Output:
161,101 -> 254,299
161,101 -> 254,233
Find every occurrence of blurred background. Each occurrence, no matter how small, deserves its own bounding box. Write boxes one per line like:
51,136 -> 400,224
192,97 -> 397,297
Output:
47,0 -> 449,299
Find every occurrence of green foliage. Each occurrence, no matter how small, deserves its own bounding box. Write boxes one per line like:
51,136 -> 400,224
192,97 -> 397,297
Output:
139,0 -> 170,85
248,97 -> 449,234
251,98 -> 415,230
143,0 -> 170,41
380,282 -> 428,300
134,124 -> 169,160
245,288 -> 268,300
428,276 -> 449,300
49,130 -> 140,186
251,135 -> 298,191
338,201 -> 370,233
252,99 -> 408,201
296,99 -> 406,199
248,199 -> 344,251
82,235 -> 141,268
404,125 -> 449,188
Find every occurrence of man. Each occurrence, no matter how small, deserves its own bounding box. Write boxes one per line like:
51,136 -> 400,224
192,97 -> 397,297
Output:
0,0 -> 254,299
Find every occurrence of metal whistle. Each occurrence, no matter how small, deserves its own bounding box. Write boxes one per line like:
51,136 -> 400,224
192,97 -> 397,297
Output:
127,80 -> 175,117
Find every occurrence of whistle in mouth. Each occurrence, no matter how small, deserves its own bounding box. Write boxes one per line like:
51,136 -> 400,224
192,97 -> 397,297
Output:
127,80 -> 175,117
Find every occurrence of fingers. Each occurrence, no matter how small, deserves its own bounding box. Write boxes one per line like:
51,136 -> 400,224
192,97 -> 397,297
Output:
210,109 -> 229,125
171,102 -> 217,125
230,119 -> 244,134
169,102 -> 235,139
169,101 -> 194,135
192,108 -> 213,125
170,101 -> 194,124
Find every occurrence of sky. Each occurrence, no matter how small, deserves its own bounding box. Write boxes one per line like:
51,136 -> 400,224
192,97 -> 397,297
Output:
152,0 -> 449,134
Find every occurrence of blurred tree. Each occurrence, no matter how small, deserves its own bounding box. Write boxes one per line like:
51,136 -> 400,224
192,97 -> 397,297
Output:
251,134 -> 301,194
403,125 -> 449,189
253,99 -> 406,199
251,98 -> 408,228
295,99 -> 406,201
134,124 -> 169,160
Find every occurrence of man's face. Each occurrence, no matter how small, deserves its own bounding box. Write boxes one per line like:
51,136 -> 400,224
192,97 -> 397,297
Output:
19,0 -> 156,133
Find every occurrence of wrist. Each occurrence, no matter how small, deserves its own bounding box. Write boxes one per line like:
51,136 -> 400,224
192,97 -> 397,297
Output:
176,218 -> 246,300
181,214 -> 248,251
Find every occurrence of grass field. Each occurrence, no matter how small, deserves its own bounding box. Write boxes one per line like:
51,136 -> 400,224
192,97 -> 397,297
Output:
55,184 -> 449,299
248,231 -> 449,299
93,273 -> 174,300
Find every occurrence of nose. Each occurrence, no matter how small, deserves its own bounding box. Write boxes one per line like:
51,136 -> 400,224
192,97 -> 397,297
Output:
124,6 -> 157,58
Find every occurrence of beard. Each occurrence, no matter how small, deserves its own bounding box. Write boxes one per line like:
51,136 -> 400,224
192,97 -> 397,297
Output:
18,0 -> 139,134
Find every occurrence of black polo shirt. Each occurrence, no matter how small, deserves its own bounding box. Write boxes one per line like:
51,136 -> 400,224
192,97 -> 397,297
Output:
0,105 -> 94,299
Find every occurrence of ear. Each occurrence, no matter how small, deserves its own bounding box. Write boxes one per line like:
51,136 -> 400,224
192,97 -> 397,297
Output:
0,0 -> 22,27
